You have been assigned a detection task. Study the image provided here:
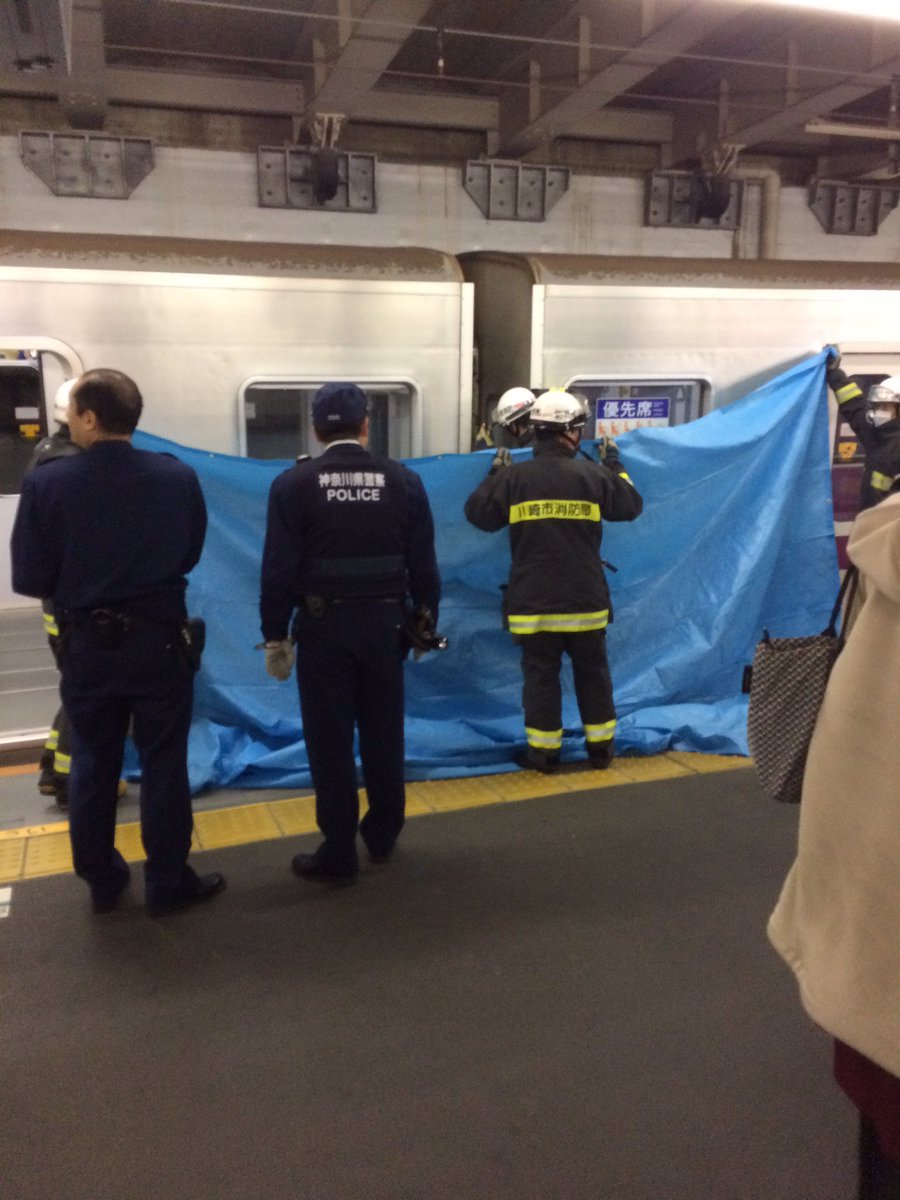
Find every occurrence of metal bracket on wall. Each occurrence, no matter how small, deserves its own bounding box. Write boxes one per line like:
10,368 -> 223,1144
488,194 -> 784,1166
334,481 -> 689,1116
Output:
645,171 -> 742,229
463,160 -> 570,222
19,131 -> 154,199
257,147 -> 376,212
808,179 -> 900,236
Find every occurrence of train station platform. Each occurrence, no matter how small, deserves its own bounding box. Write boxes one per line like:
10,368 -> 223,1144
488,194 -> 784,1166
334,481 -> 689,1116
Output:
0,755 -> 854,1199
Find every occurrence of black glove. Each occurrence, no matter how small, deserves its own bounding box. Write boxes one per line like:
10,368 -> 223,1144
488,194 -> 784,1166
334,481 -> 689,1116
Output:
826,363 -> 850,392
490,447 -> 512,473
401,605 -> 448,661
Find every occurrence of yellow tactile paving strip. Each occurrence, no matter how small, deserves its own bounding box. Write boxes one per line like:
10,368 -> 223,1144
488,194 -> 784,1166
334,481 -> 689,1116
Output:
0,752 -> 752,884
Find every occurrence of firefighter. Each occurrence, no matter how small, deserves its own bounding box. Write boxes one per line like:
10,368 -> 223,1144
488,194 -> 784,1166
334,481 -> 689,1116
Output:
464,389 -> 642,772
28,379 -> 81,810
826,349 -> 900,509
491,386 -> 538,449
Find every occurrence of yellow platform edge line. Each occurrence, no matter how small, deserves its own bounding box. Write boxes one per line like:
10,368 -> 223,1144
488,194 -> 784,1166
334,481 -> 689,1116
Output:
0,752 -> 753,881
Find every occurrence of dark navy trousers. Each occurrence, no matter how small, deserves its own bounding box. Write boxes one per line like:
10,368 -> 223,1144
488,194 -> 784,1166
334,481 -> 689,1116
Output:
293,599 -> 406,872
60,624 -> 196,905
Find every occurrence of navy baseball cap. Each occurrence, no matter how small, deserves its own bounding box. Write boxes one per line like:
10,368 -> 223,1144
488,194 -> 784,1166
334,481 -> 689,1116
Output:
312,382 -> 369,428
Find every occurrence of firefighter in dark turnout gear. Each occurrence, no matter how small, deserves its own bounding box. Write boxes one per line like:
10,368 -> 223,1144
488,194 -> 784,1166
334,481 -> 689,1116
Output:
27,379 -> 82,809
464,389 -> 642,773
260,382 -> 440,883
11,369 -> 223,917
826,349 -> 900,509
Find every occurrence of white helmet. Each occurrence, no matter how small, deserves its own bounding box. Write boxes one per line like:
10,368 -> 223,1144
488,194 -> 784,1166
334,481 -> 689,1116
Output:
867,376 -> 900,427
53,378 -> 77,425
494,386 -> 536,428
530,388 -> 588,433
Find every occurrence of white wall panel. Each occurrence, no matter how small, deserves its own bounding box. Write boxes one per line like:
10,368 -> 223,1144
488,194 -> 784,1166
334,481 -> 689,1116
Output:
6,136 -> 900,261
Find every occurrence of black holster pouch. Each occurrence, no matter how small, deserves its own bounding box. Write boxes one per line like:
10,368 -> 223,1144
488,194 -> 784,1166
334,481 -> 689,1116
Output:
178,618 -> 206,673
303,595 -> 329,619
87,609 -> 129,649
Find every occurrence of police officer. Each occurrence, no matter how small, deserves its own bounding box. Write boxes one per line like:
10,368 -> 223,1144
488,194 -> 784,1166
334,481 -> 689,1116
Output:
27,379 -> 81,809
260,382 -> 440,884
464,389 -> 642,772
11,369 -> 224,916
826,349 -> 900,509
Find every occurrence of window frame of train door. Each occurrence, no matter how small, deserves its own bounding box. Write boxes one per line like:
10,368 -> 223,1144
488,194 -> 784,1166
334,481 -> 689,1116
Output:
564,375 -> 710,438
0,338 -> 82,609
236,377 -> 424,461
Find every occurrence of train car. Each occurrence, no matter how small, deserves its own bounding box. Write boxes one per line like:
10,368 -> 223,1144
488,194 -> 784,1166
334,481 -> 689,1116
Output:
0,229 -> 475,609
460,250 -> 900,563
0,230 -> 473,748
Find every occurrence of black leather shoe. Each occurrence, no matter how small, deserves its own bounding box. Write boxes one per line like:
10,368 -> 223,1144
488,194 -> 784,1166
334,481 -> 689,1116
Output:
146,872 -> 226,917
291,853 -> 358,886
513,748 -> 560,774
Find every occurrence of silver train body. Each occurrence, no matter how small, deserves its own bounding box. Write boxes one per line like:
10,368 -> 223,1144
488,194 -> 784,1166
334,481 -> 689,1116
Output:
4,232 -> 900,610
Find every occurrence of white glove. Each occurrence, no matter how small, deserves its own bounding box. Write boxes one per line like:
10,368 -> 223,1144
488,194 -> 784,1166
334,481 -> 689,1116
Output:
599,436 -> 619,461
264,639 -> 295,681
490,447 -> 512,472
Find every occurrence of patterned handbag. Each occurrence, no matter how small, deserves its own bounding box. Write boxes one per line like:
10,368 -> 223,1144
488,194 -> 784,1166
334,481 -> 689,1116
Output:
746,567 -> 858,804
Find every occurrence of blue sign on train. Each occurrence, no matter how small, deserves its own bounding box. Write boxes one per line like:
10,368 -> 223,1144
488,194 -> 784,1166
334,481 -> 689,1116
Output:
594,396 -> 669,436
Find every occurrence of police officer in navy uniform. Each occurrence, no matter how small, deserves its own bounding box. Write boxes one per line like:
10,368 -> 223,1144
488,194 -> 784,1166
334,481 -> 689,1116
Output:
11,369 -> 224,916
259,382 -> 440,884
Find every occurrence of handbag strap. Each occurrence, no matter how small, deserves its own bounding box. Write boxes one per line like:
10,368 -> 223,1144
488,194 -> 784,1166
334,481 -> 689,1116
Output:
825,566 -> 859,645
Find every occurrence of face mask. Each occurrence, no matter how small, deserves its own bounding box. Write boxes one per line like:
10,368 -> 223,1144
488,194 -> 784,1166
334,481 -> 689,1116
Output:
868,405 -> 898,428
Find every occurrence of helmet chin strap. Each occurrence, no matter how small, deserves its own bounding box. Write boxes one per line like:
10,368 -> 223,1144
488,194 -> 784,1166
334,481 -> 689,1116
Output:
560,427 -> 582,452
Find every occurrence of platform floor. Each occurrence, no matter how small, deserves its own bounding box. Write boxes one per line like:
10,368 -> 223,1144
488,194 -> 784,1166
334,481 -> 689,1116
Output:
0,760 -> 855,1200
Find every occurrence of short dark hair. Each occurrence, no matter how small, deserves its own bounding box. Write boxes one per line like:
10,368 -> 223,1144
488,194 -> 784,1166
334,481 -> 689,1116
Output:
315,419 -> 366,443
72,369 -> 143,435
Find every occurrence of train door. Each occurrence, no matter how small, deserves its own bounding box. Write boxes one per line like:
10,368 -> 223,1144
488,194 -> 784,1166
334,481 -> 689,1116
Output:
238,378 -> 421,459
830,349 -> 900,568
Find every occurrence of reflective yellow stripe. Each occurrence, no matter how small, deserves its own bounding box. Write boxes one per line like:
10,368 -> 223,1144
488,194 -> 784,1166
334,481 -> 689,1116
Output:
584,720 -> 616,743
53,752 -> 71,776
617,471 -> 634,484
836,383 -> 863,403
525,726 -> 563,750
509,611 -> 609,634
42,612 -> 59,636
871,471 -> 893,492
510,500 -> 600,524
45,730 -> 59,751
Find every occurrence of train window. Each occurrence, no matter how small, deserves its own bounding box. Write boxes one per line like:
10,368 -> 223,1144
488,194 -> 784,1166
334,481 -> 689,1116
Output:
567,378 -> 707,437
0,356 -> 47,495
239,380 -> 416,460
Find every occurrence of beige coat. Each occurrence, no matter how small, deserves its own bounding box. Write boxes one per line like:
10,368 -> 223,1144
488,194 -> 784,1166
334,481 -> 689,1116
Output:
769,493 -> 900,1077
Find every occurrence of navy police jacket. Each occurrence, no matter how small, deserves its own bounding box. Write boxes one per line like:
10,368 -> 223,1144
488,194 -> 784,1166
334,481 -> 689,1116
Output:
464,440 -> 642,634
11,440 -> 207,622
259,441 -> 440,642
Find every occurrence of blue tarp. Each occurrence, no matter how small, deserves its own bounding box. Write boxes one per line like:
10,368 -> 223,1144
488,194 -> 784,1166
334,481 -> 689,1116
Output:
132,349 -> 838,792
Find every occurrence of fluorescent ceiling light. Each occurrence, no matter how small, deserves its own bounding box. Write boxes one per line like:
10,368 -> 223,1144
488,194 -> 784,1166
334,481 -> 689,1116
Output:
754,0 -> 900,17
805,120 -> 900,139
